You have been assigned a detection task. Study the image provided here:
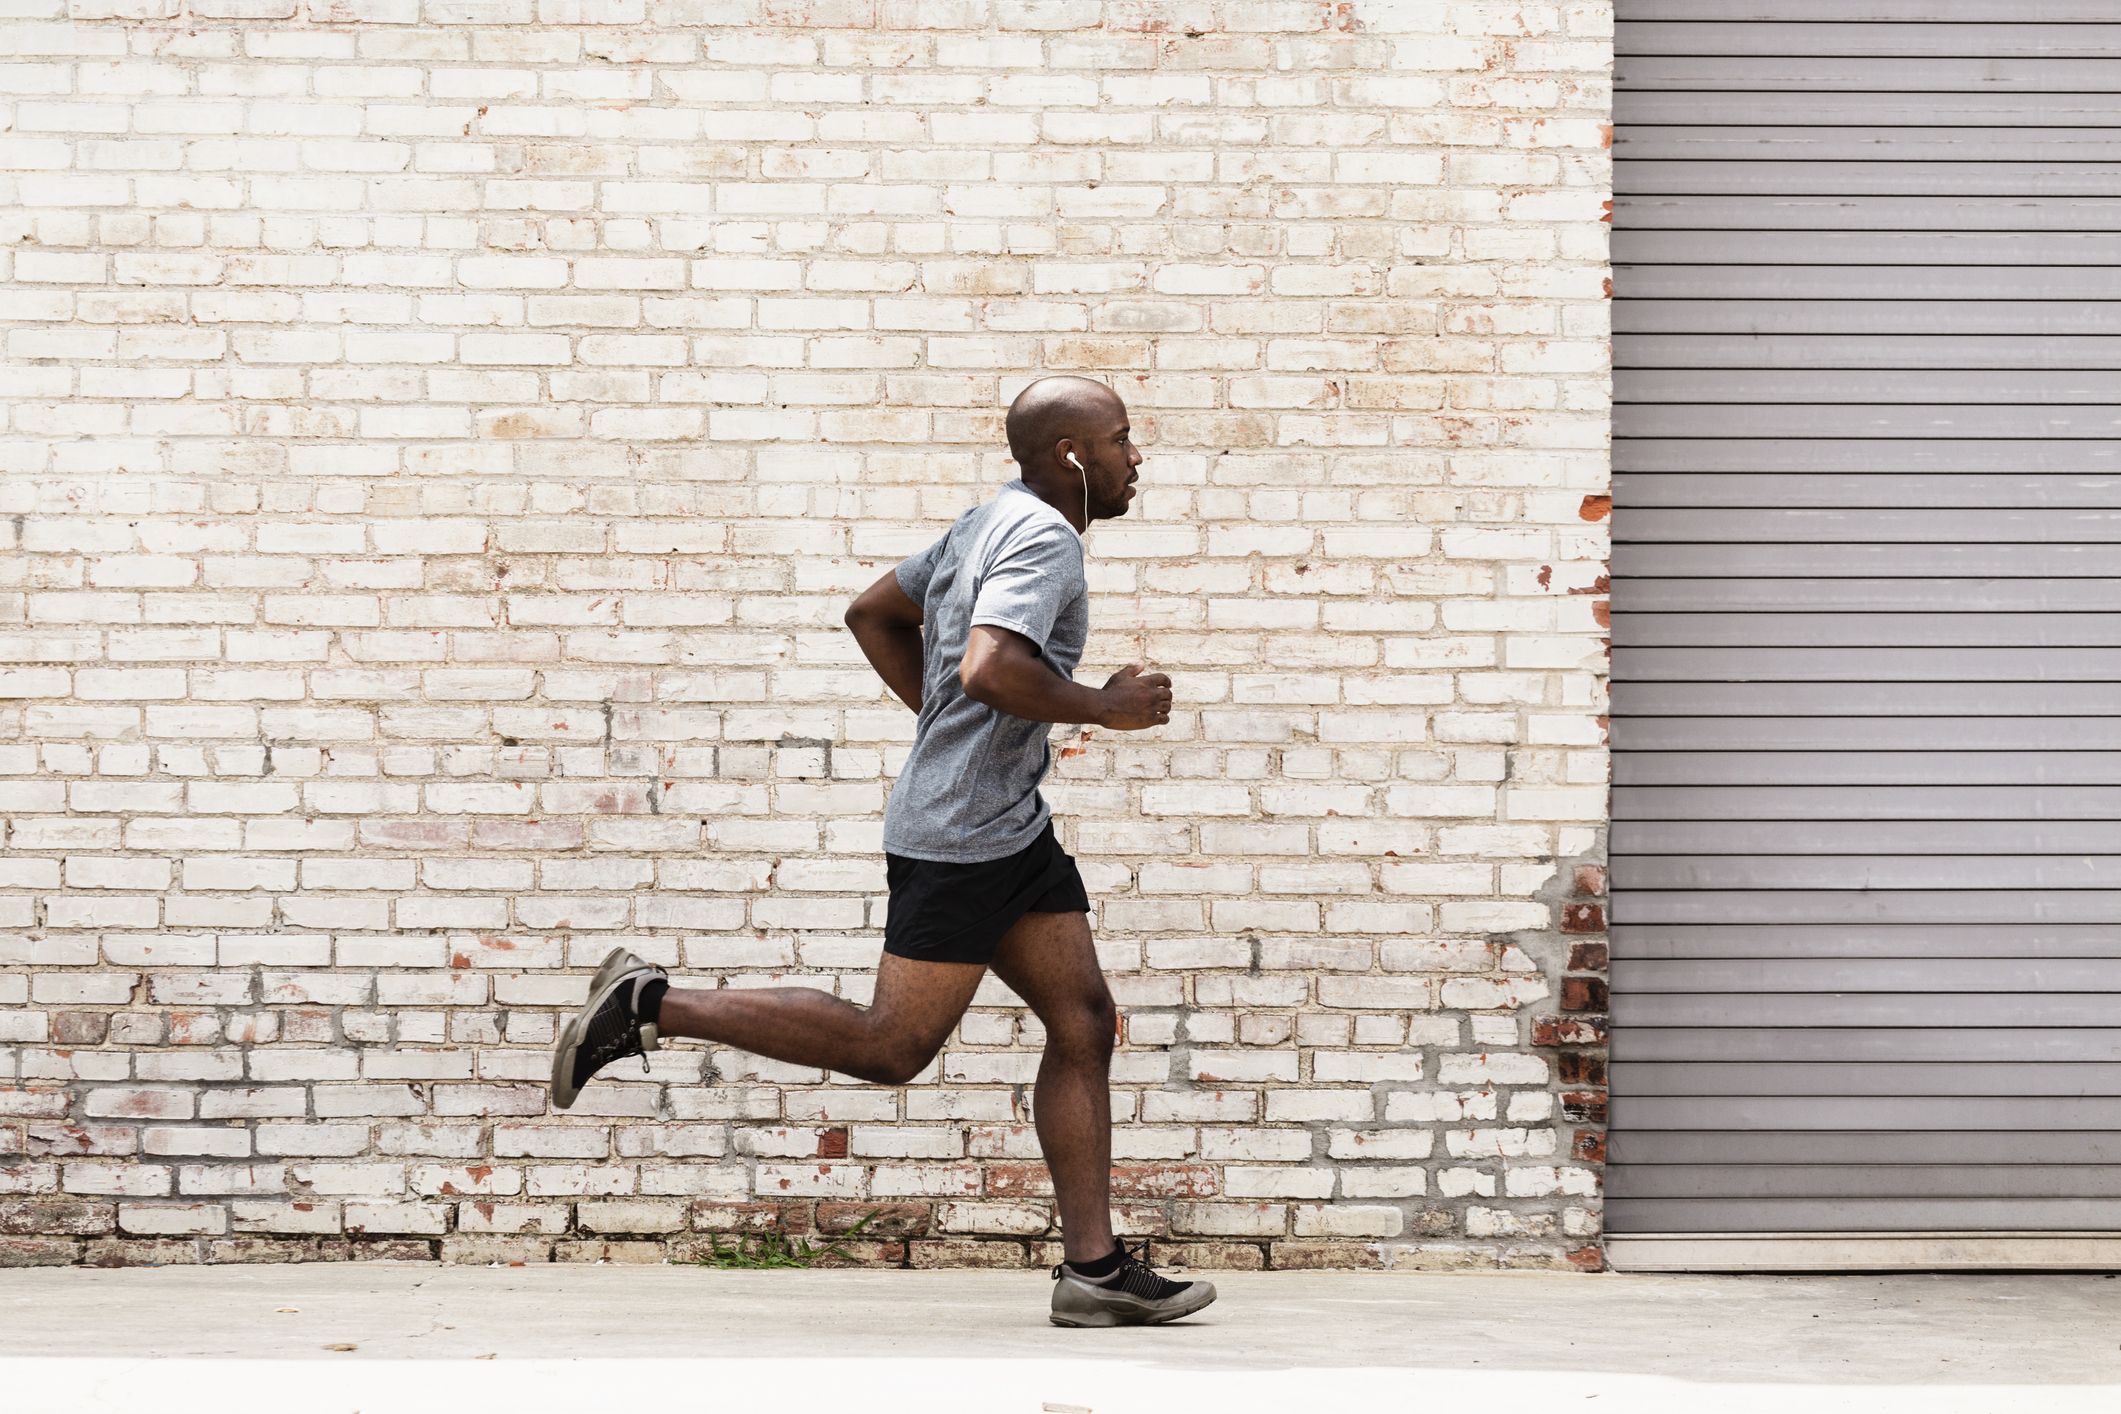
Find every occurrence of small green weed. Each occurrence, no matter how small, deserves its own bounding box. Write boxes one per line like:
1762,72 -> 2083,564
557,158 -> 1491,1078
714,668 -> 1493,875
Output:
682,1210 -> 882,1269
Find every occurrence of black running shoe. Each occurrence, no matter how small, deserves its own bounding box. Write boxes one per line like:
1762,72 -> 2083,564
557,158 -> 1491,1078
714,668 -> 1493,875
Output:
549,947 -> 666,1111
1050,1239 -> 1218,1327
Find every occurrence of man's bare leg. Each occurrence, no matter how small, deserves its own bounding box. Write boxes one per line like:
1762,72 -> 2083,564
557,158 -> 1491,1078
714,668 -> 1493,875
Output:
655,952 -> 986,1086
987,909 -> 1119,1263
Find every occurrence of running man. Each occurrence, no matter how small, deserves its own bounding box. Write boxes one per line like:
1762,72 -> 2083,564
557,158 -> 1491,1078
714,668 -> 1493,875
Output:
549,376 -> 1216,1327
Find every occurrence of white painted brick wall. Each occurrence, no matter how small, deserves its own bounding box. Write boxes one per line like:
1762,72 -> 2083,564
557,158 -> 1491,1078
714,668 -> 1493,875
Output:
0,0 -> 1612,1271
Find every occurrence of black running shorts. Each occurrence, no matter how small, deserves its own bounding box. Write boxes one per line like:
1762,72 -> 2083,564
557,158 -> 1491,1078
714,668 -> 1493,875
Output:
883,816 -> 1091,965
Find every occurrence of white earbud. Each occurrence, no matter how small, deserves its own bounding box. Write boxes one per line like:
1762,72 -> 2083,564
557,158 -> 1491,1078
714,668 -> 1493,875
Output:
1065,453 -> 1088,534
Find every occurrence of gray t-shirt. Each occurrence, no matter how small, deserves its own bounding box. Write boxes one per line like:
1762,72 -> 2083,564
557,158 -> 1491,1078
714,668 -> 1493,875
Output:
881,480 -> 1091,864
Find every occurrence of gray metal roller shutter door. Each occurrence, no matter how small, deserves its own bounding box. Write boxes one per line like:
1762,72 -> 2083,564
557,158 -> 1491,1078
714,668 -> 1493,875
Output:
1609,3 -> 2121,1267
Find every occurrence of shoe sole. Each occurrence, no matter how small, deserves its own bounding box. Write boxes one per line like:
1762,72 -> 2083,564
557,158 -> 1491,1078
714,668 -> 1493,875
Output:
1049,1285 -> 1217,1328
549,946 -> 655,1112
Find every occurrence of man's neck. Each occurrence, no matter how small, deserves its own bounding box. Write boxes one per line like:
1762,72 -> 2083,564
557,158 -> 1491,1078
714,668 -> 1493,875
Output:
1016,475 -> 1086,537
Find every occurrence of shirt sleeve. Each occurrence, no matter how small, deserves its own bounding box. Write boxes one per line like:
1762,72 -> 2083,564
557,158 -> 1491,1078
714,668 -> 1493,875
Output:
969,524 -> 1084,657
893,532 -> 949,610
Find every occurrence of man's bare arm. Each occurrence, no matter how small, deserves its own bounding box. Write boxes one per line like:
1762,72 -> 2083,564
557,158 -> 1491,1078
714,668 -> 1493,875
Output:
961,625 -> 1172,730
844,570 -> 927,713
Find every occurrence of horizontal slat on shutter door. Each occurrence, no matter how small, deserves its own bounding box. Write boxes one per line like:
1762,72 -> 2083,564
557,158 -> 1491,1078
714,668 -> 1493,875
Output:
1616,339 -> 2121,371
1618,92 -> 2121,126
1619,924 -> 2121,959
1614,1130 -> 2121,1164
1619,163 -> 2121,198
1624,22 -> 2121,57
1622,1028 -> 2121,1059
1616,232 -> 2121,265
1617,539 -> 2121,578
1618,3 -> 2121,20
1618,302 -> 2121,335
1617,476 -> 2121,509
1620,961 -> 2121,992
1617,1064 -> 2121,1097
1608,1198 -> 2121,1233
1625,371 -> 2121,401
1620,441 -> 2121,473
1617,580 -> 2121,612
1622,758 -> 2121,788
1617,1166 -> 2121,1199
1623,128 -> 2121,161
1609,10 -> 2121,1239
1616,58 -> 2121,91
1618,721 -> 2121,751
1614,614 -> 2121,646
1623,509 -> 2121,540
1616,684 -> 2121,714
1618,196 -> 2121,230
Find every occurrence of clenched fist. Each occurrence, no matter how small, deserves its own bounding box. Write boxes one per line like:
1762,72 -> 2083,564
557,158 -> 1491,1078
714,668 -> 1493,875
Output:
1097,663 -> 1173,731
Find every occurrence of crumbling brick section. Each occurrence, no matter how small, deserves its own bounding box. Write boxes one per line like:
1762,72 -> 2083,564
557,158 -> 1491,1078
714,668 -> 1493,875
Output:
1540,858 -> 1611,1273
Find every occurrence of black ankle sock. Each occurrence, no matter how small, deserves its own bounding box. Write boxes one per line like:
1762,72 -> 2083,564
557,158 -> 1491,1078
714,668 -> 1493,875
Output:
632,975 -> 669,1025
1067,1244 -> 1124,1279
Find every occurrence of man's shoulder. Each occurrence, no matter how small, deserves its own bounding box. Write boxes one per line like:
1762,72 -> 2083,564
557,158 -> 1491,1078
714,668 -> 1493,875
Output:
995,486 -> 1079,543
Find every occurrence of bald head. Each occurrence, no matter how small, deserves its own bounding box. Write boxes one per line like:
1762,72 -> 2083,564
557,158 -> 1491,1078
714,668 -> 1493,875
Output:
1005,376 -> 1124,472
1001,375 -> 1140,532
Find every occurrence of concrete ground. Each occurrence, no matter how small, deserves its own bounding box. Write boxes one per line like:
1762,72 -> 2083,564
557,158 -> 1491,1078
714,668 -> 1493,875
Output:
2,1264 -> 2118,1413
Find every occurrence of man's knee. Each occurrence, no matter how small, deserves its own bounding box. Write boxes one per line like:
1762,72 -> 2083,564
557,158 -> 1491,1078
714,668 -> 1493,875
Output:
1049,992 -> 1117,1056
867,1045 -> 936,1086
859,1018 -> 946,1085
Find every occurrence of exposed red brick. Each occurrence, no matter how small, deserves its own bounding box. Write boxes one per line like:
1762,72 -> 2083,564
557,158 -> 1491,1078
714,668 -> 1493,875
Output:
82,1238 -> 204,1268
1578,494 -> 1611,522
1566,941 -> 1608,972
1561,903 -> 1604,934
1561,1091 -> 1609,1125
815,1126 -> 848,1159
1557,1053 -> 1607,1086
1572,1130 -> 1607,1164
1560,977 -> 1608,1012
980,1163 -> 1053,1198
1533,1015 -> 1607,1047
1110,1164 -> 1218,1198
51,1013 -> 108,1046
0,1237 -> 79,1267
1571,864 -> 1606,897
0,1199 -> 114,1237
